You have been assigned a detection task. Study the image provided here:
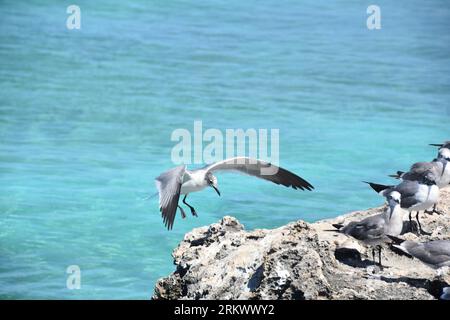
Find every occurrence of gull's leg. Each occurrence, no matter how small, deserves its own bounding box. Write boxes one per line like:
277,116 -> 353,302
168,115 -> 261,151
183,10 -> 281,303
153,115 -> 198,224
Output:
424,204 -> 436,215
416,212 -> 422,234
409,211 -> 417,233
378,246 -> 383,270
425,204 -> 445,215
177,205 -> 186,219
416,212 -> 431,236
183,195 -> 198,217
372,248 -> 376,266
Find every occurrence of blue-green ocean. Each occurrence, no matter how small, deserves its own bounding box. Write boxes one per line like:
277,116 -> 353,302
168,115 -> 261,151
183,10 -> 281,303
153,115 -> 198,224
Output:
0,0 -> 449,299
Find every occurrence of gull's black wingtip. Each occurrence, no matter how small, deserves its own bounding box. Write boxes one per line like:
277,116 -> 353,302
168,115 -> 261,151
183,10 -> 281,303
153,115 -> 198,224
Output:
302,177 -> 314,191
386,235 -> 404,244
362,181 -> 375,188
429,143 -> 444,147
332,223 -> 344,230
165,221 -> 173,231
304,183 -> 314,191
388,171 -> 403,179
363,181 -> 391,194
293,176 -> 314,191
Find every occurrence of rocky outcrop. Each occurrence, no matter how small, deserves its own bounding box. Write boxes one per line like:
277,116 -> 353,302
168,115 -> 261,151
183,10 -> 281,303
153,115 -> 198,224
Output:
153,189 -> 450,300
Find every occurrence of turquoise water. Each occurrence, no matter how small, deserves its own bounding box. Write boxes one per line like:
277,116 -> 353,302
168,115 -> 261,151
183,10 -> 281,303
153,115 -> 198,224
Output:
0,0 -> 449,299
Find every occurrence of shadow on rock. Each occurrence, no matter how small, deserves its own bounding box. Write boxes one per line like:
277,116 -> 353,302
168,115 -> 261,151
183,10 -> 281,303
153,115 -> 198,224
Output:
334,247 -> 376,268
379,276 -> 449,300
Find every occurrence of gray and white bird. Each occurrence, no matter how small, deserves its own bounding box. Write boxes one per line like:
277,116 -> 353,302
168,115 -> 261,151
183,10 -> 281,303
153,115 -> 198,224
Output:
389,147 -> 450,189
388,236 -> 450,271
333,191 -> 406,268
388,148 -> 449,221
365,171 -> 440,235
155,157 -> 314,230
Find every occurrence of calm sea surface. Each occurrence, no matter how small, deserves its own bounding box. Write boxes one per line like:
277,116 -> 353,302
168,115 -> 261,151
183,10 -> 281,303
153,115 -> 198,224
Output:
0,0 -> 449,299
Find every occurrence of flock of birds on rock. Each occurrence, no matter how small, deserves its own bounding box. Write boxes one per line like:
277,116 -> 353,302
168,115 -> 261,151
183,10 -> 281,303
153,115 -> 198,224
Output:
333,141 -> 450,273
155,141 -> 450,286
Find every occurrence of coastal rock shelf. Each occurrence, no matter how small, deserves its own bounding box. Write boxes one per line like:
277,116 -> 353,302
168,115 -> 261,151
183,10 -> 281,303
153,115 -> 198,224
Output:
153,189 -> 450,300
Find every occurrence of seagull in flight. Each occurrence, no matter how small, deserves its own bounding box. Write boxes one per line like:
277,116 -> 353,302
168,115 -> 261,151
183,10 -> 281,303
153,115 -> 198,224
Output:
155,157 -> 314,230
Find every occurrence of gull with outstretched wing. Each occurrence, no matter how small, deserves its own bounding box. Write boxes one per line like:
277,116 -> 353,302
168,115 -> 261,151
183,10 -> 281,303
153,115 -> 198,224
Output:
155,157 -> 313,230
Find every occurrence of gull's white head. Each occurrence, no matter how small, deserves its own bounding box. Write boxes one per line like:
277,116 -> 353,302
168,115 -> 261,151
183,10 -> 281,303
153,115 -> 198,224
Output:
438,148 -> 450,162
387,191 -> 401,219
388,191 -> 401,204
205,172 -> 220,196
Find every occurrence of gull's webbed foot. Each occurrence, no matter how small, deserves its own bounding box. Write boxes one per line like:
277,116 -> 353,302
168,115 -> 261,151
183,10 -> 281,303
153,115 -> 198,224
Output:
425,204 -> 444,215
419,229 -> 432,236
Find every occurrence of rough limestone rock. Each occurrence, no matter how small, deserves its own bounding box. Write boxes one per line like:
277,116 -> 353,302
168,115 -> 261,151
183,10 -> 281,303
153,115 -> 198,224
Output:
153,189 -> 450,300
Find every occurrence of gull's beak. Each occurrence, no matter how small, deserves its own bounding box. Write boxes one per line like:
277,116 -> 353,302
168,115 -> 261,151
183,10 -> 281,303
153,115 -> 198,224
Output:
212,185 -> 221,196
430,143 -> 444,147
388,199 -> 398,220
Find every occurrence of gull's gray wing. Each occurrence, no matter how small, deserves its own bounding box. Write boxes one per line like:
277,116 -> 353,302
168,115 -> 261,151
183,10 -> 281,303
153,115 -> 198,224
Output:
342,214 -> 385,241
405,162 -> 441,179
155,165 -> 186,230
409,161 -> 435,173
204,157 -> 313,191
404,240 -> 450,268
401,171 -> 428,182
401,162 -> 432,181
393,180 -> 420,209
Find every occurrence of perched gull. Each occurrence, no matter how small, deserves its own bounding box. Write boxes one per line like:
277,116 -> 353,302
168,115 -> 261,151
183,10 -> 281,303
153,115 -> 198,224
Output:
390,148 -> 450,190
333,191 -> 406,268
389,148 -> 450,217
365,171 -> 440,235
388,236 -> 450,271
155,157 -> 314,230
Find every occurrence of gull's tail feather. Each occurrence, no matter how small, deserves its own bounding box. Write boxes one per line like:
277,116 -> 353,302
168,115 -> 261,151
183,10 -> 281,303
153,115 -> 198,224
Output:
388,171 -> 404,179
387,235 -> 414,258
332,223 -> 344,230
386,235 -> 404,245
323,223 -> 344,232
363,181 -> 393,194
